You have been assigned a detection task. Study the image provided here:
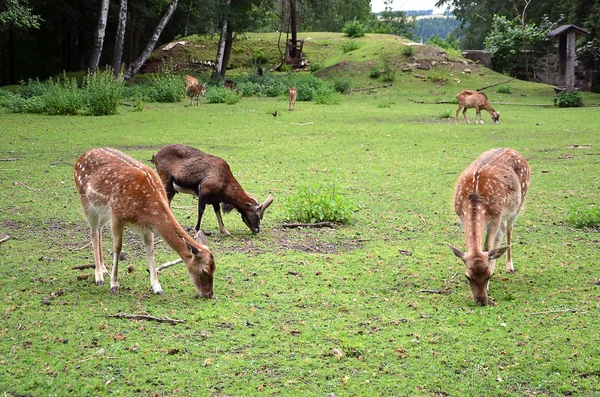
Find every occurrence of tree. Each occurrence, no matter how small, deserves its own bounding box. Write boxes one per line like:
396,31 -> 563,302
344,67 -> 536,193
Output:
89,0 -> 110,74
113,0 -> 128,77
212,0 -> 231,81
124,0 -> 179,80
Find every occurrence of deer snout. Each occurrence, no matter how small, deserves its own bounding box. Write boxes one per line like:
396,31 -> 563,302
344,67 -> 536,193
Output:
197,290 -> 213,299
473,295 -> 489,306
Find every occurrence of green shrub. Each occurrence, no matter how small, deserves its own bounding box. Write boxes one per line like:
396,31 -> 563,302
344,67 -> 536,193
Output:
342,20 -> 366,38
18,78 -> 50,98
151,72 -> 183,102
496,85 -> 512,94
568,205 -> 600,228
264,81 -> 286,97
429,67 -> 450,83
369,68 -> 381,79
341,41 -> 360,53
314,88 -> 340,105
555,91 -> 583,108
401,46 -> 415,57
309,61 -> 324,73
284,181 -> 355,224
206,87 -> 240,104
0,89 -> 17,108
123,84 -> 157,102
83,69 -> 123,116
43,76 -> 83,115
377,99 -> 395,108
381,55 -> 396,83
439,109 -> 452,119
332,79 -> 351,94
238,81 -> 261,97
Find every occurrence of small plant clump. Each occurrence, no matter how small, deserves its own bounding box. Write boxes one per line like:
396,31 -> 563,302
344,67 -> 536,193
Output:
369,68 -> 381,79
439,109 -> 453,119
568,205 -> 600,228
555,91 -> 584,108
83,68 -> 123,116
342,20 -> 366,38
341,41 -> 360,53
401,46 -> 415,57
284,182 -> 355,224
151,72 -> 184,102
496,85 -> 512,94
332,79 -> 351,94
206,86 -> 241,104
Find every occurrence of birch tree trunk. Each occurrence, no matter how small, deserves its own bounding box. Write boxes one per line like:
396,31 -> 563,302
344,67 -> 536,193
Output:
113,0 -> 128,77
123,0 -> 179,80
211,0 -> 231,81
89,0 -> 110,74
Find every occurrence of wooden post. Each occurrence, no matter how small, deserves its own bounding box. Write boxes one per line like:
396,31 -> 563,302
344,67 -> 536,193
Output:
565,31 -> 576,92
558,35 -> 566,88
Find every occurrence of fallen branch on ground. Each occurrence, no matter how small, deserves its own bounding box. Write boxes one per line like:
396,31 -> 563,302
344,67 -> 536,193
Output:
71,264 -> 95,270
477,78 -> 516,91
351,84 -> 393,92
0,235 -> 12,244
282,222 -> 335,229
70,242 -> 92,251
14,180 -> 42,191
156,258 -> 183,272
420,289 -> 451,294
106,313 -> 185,324
0,158 -> 23,162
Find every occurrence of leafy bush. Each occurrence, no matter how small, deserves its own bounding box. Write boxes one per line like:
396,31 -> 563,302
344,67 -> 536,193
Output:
555,91 -> 584,108
439,109 -> 452,119
380,54 -> 396,82
496,85 -> 512,94
429,67 -> 450,83
309,61 -> 324,73
123,84 -> 157,102
333,79 -> 351,94
568,205 -> 600,228
282,74 -> 327,101
151,72 -> 183,102
43,76 -> 83,115
341,41 -> 360,53
206,87 -> 240,104
284,181 -> 355,224
83,69 -> 123,116
0,88 -> 17,108
342,20 -> 366,38
369,68 -> 381,79
238,81 -> 262,97
401,46 -> 415,57
264,81 -> 286,97
314,89 -> 340,105
18,78 -> 50,98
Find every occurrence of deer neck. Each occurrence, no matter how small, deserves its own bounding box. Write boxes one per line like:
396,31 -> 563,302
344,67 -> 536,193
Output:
463,200 -> 486,254
225,182 -> 256,210
484,104 -> 496,115
153,213 -> 195,261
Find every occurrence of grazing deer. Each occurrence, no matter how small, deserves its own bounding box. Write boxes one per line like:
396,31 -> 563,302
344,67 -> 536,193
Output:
74,148 -> 215,297
223,79 -> 240,95
289,87 -> 297,111
184,75 -> 199,97
455,90 -> 500,124
188,83 -> 206,106
151,144 -> 274,236
448,148 -> 530,305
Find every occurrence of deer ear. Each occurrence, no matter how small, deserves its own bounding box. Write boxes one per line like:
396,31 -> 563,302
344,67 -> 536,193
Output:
183,238 -> 200,256
487,246 -> 509,260
447,243 -> 466,261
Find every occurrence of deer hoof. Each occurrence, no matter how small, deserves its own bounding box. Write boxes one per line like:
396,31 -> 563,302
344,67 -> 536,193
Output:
96,280 -> 104,286
110,286 -> 119,293
154,290 -> 164,295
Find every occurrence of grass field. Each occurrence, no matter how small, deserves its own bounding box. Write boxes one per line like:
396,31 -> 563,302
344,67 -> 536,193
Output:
1,38 -> 600,396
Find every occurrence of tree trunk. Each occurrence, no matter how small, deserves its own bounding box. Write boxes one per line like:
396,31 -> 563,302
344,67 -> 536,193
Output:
113,0 -> 128,77
211,0 -> 231,81
220,26 -> 233,78
184,0 -> 193,38
123,0 -> 179,80
289,0 -> 297,59
89,0 -> 110,74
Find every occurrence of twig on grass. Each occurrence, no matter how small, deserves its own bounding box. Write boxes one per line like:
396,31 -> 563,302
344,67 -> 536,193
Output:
156,258 -> 183,272
476,78 -> 516,91
0,158 -> 23,162
530,308 -> 582,315
14,180 -> 43,191
420,289 -> 451,294
132,289 -> 153,310
71,264 -> 95,270
0,235 -> 12,244
106,313 -> 185,324
70,242 -> 92,251
282,222 -> 335,229
351,84 -> 393,92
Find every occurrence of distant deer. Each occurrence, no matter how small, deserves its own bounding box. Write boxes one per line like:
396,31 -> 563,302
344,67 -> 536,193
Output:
448,148 -> 530,305
184,75 -> 200,97
455,90 -> 500,124
289,87 -> 297,111
74,148 -> 215,297
188,83 -> 206,105
151,144 -> 274,236
223,79 -> 240,95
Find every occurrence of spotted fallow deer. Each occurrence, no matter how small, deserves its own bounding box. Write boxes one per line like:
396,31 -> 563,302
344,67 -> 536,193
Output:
455,89 -> 500,124
74,148 -> 215,297
448,148 -> 530,305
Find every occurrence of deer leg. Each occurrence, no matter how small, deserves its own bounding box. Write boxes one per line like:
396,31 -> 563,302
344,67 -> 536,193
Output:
505,218 -> 515,273
143,231 -> 163,294
213,203 -> 231,236
463,107 -> 470,124
476,106 -> 484,124
165,176 -> 177,205
88,214 -> 106,286
484,220 -> 501,273
455,104 -> 463,124
195,195 -> 208,232
109,220 -> 124,293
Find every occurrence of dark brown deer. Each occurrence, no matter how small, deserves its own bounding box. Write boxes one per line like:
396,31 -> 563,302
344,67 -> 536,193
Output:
448,148 -> 530,305
74,148 -> 215,297
455,90 -> 500,124
151,144 -> 274,236
223,79 -> 240,95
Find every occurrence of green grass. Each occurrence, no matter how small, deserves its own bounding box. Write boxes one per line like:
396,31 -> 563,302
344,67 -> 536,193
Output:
1,37 -> 600,396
